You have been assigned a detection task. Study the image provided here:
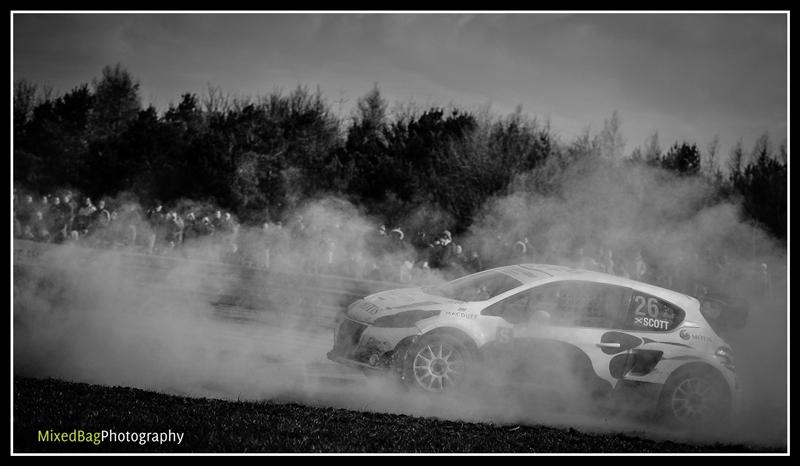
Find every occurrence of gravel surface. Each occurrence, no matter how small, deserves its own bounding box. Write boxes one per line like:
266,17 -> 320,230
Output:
13,376 -> 782,454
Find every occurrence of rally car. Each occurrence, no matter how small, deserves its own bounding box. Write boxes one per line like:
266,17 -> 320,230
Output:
327,264 -> 740,427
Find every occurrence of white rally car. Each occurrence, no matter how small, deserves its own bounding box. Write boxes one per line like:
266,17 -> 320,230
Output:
327,264 -> 740,426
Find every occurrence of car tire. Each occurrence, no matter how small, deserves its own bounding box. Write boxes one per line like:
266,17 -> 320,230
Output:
401,333 -> 473,393
658,367 -> 732,428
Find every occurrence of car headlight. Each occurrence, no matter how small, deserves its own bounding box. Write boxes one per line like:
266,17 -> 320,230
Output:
372,310 -> 440,328
337,299 -> 361,321
714,346 -> 736,371
347,299 -> 363,311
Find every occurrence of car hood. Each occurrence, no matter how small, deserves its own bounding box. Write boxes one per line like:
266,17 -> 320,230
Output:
347,287 -> 460,323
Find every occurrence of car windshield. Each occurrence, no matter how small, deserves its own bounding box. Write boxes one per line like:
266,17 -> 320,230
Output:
423,271 -> 523,302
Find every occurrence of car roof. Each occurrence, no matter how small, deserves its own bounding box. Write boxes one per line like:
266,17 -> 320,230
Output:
508,263 -> 699,312
492,264 -> 555,284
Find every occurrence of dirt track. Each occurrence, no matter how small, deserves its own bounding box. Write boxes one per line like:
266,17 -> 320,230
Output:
13,377 -> 782,453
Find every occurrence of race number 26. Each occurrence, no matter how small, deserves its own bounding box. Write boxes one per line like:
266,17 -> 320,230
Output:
633,295 -> 660,318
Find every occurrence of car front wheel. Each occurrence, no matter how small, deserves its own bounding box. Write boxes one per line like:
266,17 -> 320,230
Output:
402,333 -> 472,393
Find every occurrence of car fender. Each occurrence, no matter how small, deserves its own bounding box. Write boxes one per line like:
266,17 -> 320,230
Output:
415,317 -> 485,347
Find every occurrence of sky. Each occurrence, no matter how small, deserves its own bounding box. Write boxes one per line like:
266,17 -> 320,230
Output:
12,12 -> 788,165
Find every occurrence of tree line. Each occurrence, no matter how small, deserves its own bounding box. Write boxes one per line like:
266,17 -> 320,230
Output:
13,64 -> 787,241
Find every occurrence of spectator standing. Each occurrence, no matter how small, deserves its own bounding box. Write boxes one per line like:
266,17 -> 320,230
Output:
633,249 -> 648,282
576,247 -> 601,271
75,197 -> 97,236
48,196 -> 64,242
146,202 -> 165,223
211,210 -> 224,238
146,202 -> 167,253
60,192 -> 77,238
197,216 -> 215,237
366,224 -> 388,259
92,199 -> 112,245
260,222 -> 275,269
388,228 -> 405,254
14,211 -> 22,238
120,205 -> 141,249
21,224 -> 35,240
182,212 -> 198,243
320,232 -> 337,275
221,212 -> 239,257
399,260 -> 414,283
513,238 -> 532,263
759,263 -> 772,296
599,247 -> 615,275
222,212 -> 237,234
452,243 -> 469,270
105,209 -> 125,249
93,200 -> 111,227
466,250 -> 483,272
39,195 -> 51,221
31,211 -> 51,242
165,212 -> 185,249
430,230 -> 454,269
17,194 -> 35,232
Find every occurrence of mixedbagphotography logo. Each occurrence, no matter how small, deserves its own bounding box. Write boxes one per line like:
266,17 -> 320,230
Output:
37,429 -> 184,447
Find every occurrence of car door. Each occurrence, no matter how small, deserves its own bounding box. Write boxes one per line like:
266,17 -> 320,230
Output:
484,280 -> 635,397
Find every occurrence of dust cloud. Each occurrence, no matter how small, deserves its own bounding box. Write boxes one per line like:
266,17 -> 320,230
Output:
13,158 -> 786,449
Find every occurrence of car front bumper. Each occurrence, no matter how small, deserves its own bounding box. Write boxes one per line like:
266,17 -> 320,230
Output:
327,317 -> 420,370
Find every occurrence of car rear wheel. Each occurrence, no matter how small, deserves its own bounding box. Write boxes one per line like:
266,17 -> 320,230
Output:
659,368 -> 731,428
403,333 -> 472,393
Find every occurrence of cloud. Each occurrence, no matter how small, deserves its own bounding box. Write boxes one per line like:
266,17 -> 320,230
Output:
13,13 -> 787,161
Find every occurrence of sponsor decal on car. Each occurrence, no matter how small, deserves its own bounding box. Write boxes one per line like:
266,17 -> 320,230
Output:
693,334 -> 714,343
444,310 -> 477,320
678,328 -> 714,343
634,316 -> 671,330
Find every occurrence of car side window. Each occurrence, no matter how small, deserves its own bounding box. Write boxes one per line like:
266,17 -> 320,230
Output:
546,281 -> 629,329
482,281 -> 629,329
525,283 -> 563,322
623,291 -> 685,331
579,283 -> 628,328
483,282 -> 564,325
481,289 -> 532,325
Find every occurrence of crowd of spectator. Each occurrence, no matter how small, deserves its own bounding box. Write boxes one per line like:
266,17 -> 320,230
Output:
14,188 -> 775,298
13,189 -> 240,255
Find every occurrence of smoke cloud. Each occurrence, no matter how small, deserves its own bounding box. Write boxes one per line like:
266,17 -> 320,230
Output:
13,157 -> 786,449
